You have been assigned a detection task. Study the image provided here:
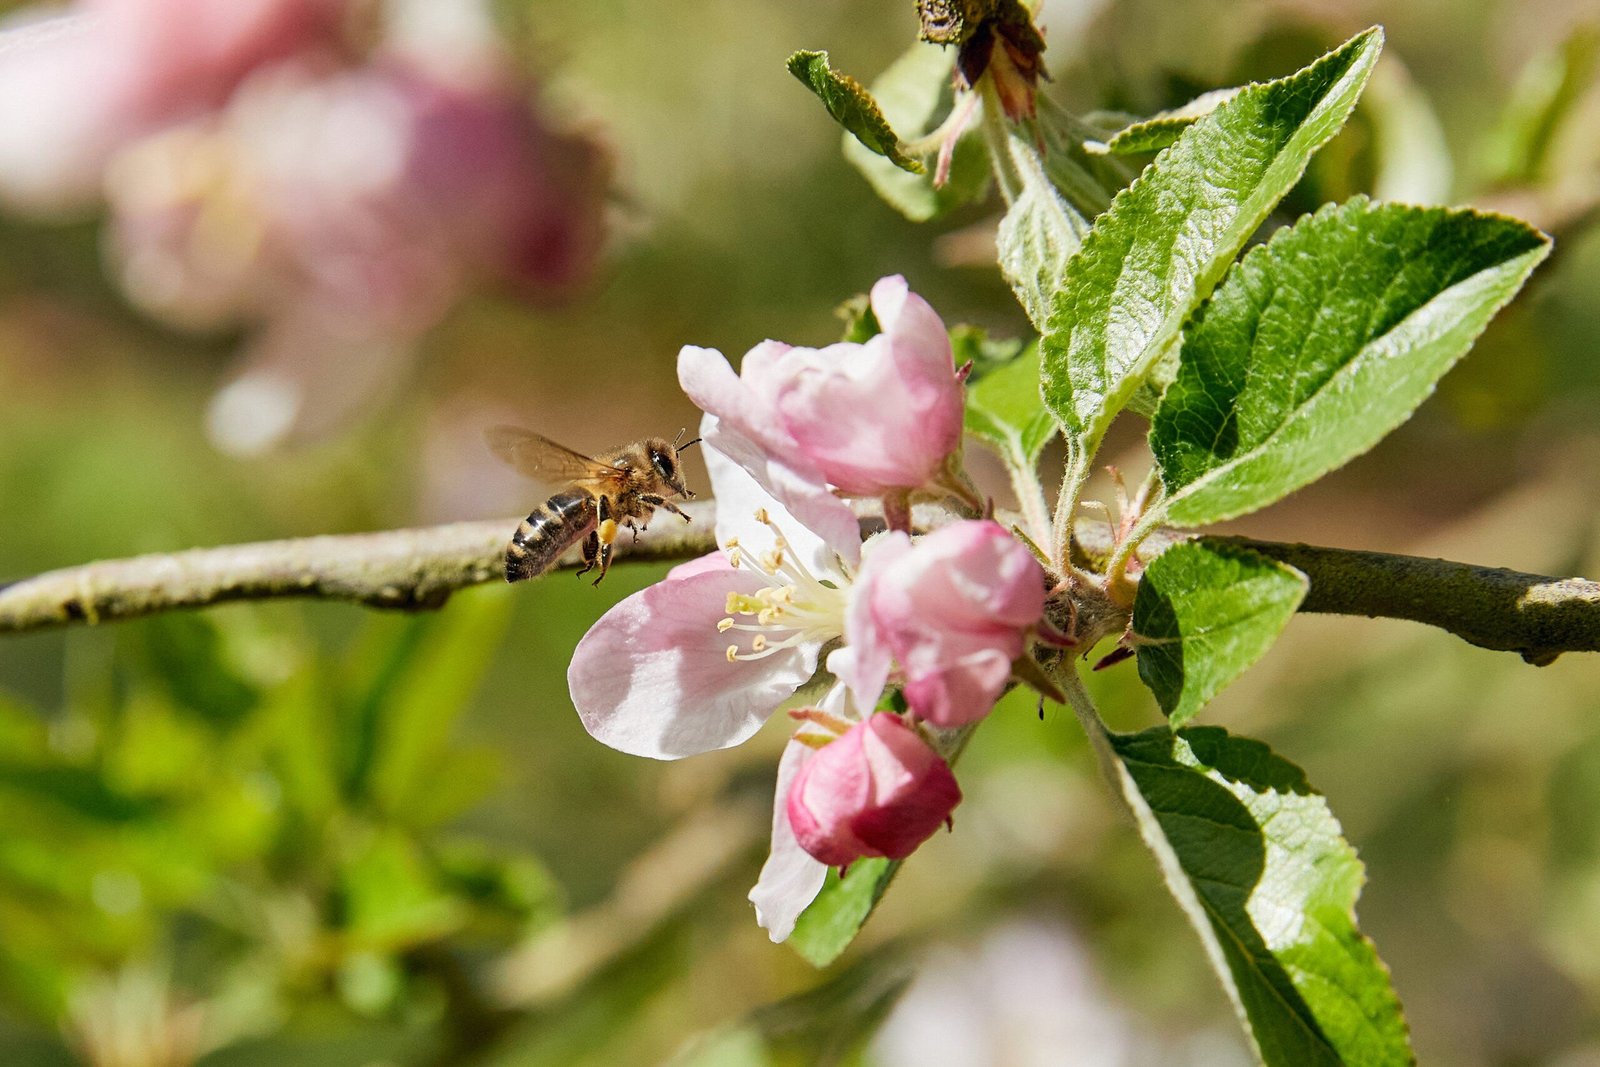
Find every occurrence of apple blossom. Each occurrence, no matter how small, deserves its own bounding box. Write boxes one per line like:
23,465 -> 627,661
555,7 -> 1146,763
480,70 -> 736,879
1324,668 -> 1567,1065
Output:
835,521 -> 1047,728
567,440 -> 861,760
786,712 -> 962,868
678,275 -> 967,539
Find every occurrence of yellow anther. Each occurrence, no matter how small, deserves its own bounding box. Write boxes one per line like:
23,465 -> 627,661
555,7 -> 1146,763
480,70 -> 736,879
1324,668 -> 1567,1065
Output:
725,536 -> 740,548
751,635 -> 767,652
761,550 -> 784,573
717,618 -> 735,632
726,645 -> 740,663
728,548 -> 742,569
754,508 -> 770,525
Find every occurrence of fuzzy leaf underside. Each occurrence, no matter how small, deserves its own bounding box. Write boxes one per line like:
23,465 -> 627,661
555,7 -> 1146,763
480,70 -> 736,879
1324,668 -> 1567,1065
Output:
1040,28 -> 1383,456
1107,725 -> 1414,1066
1152,198 -> 1550,527
997,134 -> 1092,332
787,50 -> 924,175
1133,540 -> 1307,727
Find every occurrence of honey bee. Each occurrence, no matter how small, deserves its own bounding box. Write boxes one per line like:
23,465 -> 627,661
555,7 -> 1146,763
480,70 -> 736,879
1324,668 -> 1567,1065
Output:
485,426 -> 699,585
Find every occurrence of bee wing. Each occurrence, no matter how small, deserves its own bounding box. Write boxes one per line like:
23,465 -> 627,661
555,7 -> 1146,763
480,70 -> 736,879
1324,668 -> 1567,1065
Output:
484,426 -> 624,488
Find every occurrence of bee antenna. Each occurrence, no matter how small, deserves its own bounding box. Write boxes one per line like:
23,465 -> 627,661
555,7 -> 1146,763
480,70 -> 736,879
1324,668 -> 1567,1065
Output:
677,436 -> 702,454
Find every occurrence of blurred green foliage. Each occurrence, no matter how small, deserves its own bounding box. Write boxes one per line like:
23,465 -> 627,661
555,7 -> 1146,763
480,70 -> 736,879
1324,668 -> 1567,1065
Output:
0,0 -> 1596,1064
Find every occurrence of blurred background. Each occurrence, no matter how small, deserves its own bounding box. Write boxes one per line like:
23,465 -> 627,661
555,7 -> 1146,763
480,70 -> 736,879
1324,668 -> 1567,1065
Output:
0,0 -> 1596,1063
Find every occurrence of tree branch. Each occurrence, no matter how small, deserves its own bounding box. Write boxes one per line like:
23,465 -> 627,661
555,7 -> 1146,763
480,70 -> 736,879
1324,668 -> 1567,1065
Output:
0,505 -> 715,632
1,503 -> 1596,664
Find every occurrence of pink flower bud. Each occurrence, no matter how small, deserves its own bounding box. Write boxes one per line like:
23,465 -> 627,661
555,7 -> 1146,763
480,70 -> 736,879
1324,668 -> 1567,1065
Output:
785,713 -> 962,868
852,521 -> 1046,728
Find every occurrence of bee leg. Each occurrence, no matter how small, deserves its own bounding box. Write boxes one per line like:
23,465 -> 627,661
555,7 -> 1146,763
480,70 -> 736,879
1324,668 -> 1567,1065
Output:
627,520 -> 641,544
575,529 -> 599,578
593,496 -> 619,586
643,496 -> 692,523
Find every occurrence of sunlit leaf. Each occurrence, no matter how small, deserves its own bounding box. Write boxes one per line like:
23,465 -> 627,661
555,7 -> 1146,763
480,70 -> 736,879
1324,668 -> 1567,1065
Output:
1105,724 -> 1413,1066
997,134 -> 1090,331
1152,199 -> 1549,527
839,41 -> 991,221
1041,28 -> 1382,456
1086,87 -> 1242,155
1133,540 -> 1307,727
787,50 -> 923,174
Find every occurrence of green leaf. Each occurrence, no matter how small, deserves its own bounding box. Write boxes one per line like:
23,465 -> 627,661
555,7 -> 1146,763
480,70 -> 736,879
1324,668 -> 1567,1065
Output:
367,585 -> 513,824
1480,26 -> 1599,186
1041,28 -> 1383,458
122,614 -> 259,731
1133,540 -> 1307,727
1106,724 -> 1413,1066
997,135 -> 1091,332
964,341 -> 1055,463
674,946 -> 913,1065
787,50 -> 923,175
838,41 -> 991,221
787,858 -> 895,967
1088,87 -> 1242,155
1152,198 -> 1550,527
1365,60 -> 1452,204
835,293 -> 881,343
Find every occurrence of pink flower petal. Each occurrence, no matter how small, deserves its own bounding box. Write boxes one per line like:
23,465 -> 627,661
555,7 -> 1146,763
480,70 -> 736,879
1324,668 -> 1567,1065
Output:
681,346 -> 862,568
568,564 -> 821,759
863,521 -> 1046,728
829,531 -> 913,711
771,276 -> 962,496
701,428 -> 855,580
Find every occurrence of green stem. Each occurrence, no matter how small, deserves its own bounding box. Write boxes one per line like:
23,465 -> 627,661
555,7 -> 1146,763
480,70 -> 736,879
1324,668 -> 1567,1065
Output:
1053,660 -> 1124,789
1004,442 -> 1053,548
978,78 -> 1023,204
1051,442 -> 1091,571
1104,497 -> 1168,596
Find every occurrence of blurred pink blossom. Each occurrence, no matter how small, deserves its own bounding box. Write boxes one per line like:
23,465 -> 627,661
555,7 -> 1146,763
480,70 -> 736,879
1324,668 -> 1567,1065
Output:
0,0 -> 611,453
0,0 -> 349,210
834,521 -> 1047,728
785,711 -> 962,868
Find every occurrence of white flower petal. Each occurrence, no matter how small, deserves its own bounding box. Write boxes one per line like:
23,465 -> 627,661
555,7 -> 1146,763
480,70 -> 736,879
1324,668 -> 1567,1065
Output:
750,734 -> 829,942
704,422 -> 864,579
568,564 -> 821,760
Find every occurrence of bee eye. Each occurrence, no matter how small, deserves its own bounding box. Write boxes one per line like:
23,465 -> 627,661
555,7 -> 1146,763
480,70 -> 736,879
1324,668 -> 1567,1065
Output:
650,450 -> 674,478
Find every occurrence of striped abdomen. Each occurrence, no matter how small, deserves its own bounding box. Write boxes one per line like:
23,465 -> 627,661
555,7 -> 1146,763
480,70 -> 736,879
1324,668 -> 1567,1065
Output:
505,489 -> 597,582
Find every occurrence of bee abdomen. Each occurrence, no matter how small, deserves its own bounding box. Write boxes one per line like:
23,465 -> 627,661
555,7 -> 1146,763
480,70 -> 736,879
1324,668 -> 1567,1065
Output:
506,490 -> 597,582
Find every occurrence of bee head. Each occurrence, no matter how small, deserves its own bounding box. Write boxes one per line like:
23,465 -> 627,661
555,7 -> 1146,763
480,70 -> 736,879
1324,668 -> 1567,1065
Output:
648,434 -> 698,499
